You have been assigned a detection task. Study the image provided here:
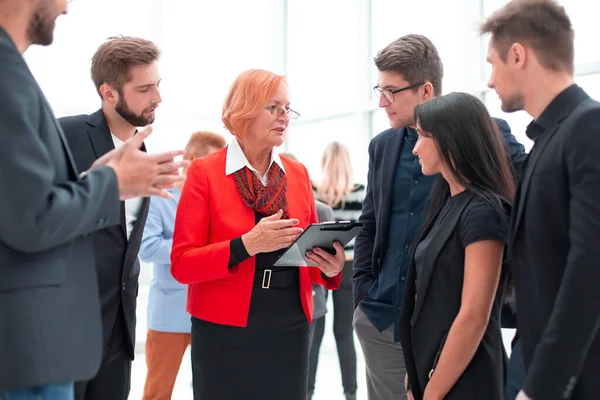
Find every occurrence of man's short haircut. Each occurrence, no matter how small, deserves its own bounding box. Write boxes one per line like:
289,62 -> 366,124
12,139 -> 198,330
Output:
185,131 -> 227,158
480,0 -> 574,74
91,36 -> 160,98
374,34 -> 443,96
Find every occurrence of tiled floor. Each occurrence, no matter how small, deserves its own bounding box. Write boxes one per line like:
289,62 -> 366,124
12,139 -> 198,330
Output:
130,287 -> 515,400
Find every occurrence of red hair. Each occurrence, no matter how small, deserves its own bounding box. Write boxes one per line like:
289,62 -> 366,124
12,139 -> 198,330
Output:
222,69 -> 287,139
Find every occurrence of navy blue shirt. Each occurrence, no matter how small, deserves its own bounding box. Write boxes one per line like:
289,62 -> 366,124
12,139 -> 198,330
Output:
360,128 -> 438,332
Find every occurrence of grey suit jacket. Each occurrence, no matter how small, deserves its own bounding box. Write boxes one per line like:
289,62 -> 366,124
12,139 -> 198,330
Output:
59,110 -> 150,360
0,28 -> 120,391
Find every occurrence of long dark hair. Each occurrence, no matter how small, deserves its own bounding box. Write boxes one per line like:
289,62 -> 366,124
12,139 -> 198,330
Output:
414,92 -> 515,220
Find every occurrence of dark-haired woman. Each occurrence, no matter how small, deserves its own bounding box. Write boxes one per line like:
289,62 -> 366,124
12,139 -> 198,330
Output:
399,92 -> 515,400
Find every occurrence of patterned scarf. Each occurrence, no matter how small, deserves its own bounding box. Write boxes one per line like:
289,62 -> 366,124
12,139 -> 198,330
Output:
232,162 -> 288,218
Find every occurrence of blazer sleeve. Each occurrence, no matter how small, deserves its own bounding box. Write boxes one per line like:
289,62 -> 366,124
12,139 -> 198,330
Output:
139,197 -> 172,265
303,165 -> 341,290
0,59 -> 120,254
171,160 -> 236,284
523,109 -> 600,399
494,117 -> 528,178
352,138 -> 377,307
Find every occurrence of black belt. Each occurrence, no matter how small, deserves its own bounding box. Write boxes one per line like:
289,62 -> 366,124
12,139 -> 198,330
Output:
253,268 -> 298,289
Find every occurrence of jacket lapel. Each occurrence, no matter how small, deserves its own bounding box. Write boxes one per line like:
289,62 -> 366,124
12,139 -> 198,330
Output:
86,110 -> 116,159
510,86 -> 590,248
380,129 -> 405,246
411,192 -> 475,326
509,131 -> 554,248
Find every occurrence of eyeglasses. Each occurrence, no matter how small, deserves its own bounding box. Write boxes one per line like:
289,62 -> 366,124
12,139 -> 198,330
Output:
373,81 -> 425,103
264,105 -> 300,120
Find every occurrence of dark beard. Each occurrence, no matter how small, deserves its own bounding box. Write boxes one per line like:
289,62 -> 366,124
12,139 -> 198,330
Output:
27,2 -> 56,46
115,96 -> 155,127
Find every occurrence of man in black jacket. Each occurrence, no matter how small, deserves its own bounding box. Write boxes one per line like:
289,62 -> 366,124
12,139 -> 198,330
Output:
60,36 -> 162,400
482,0 -> 600,399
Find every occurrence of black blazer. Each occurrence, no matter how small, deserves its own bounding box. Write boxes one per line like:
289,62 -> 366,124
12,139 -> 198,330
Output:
399,192 -> 507,400
59,110 -> 150,359
353,119 -> 527,308
509,85 -> 600,400
0,30 -> 120,391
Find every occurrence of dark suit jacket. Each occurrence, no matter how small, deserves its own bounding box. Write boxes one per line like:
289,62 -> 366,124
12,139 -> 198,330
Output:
399,192 -> 507,400
59,110 -> 150,360
353,118 -> 527,308
0,29 -> 120,391
509,85 -> 600,400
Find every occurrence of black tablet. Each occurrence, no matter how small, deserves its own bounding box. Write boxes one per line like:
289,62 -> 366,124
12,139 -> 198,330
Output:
274,221 -> 364,267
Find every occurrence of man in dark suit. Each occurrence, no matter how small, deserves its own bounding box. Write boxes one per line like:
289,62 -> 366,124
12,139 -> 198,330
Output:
59,36 -> 162,400
352,34 -> 527,400
0,2 -> 187,399
482,1 -> 600,399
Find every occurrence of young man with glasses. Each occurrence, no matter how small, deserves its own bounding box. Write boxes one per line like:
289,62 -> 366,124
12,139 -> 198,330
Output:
352,33 -> 527,400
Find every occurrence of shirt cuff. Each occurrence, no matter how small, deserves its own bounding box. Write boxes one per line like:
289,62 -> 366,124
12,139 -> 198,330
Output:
229,236 -> 250,268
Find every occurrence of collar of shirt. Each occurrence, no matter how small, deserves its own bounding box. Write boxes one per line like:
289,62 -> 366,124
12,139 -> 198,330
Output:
405,126 -> 418,142
526,83 -> 581,142
225,137 -> 286,186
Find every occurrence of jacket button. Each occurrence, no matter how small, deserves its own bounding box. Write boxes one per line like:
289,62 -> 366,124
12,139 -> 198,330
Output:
122,282 -> 126,290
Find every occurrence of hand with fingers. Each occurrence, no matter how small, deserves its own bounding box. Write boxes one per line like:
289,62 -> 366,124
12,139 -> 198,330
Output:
305,241 -> 345,278
89,126 -> 190,200
241,210 -> 304,256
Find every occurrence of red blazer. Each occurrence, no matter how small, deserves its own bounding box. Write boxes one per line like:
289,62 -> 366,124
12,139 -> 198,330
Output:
171,147 -> 341,327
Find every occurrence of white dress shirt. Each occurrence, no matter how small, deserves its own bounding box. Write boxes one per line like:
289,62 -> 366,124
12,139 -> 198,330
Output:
111,134 -> 144,240
225,137 -> 286,186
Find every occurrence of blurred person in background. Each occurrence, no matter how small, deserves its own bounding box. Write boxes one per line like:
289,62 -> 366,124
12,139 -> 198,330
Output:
140,131 -> 226,400
170,69 -> 345,400
310,141 -> 366,400
280,151 -> 336,400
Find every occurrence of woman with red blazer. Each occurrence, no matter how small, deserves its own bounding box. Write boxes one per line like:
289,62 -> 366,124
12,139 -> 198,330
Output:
171,69 -> 344,400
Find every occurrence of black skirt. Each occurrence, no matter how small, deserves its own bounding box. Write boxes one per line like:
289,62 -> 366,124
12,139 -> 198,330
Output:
191,269 -> 310,400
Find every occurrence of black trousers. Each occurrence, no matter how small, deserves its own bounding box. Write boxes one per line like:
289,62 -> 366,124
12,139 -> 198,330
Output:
308,260 -> 357,394
74,312 -> 131,400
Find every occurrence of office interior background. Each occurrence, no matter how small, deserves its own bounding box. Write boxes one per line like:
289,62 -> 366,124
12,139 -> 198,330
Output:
24,0 -> 597,398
